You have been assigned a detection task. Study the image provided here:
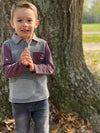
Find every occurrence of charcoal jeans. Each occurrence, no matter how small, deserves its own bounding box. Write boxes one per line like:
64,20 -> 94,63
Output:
12,99 -> 49,133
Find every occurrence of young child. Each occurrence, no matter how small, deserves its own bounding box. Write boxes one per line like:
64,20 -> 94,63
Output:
1,1 -> 54,133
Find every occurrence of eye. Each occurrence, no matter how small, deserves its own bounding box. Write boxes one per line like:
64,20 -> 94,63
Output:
17,19 -> 22,22
28,19 -> 32,22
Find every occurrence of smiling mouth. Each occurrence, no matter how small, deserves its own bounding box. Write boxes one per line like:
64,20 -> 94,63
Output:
21,30 -> 29,32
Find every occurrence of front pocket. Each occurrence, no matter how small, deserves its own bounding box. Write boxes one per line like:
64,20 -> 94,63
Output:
33,52 -> 45,64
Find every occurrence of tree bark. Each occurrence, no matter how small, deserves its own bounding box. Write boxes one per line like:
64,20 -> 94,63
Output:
0,0 -> 100,132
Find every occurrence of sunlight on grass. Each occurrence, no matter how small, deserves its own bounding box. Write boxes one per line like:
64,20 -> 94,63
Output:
83,34 -> 100,43
82,23 -> 100,32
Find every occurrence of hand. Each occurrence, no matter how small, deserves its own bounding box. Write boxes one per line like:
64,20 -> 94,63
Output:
21,48 -> 30,66
26,57 -> 35,71
21,48 -> 35,71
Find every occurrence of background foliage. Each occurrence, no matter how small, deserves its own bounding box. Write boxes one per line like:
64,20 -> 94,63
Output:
83,0 -> 100,23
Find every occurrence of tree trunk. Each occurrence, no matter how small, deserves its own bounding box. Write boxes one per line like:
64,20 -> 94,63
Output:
0,0 -> 100,132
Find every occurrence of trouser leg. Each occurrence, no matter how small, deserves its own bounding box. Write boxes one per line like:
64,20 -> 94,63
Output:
12,99 -> 49,133
12,103 -> 31,133
31,99 -> 49,133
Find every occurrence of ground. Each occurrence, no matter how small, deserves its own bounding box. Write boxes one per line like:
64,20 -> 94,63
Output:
83,43 -> 100,51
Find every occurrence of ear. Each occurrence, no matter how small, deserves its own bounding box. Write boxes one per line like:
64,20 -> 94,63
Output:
35,20 -> 39,29
10,20 -> 15,29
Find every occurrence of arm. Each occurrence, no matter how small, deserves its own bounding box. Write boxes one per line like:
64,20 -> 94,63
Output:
34,44 -> 55,75
1,44 -> 27,78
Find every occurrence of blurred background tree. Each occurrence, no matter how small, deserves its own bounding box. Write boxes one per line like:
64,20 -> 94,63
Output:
83,0 -> 100,23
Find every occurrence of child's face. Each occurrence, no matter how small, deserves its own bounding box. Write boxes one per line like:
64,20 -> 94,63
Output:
10,8 -> 39,43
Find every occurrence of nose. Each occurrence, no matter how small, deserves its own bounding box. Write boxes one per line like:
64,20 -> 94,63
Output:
23,22 -> 28,27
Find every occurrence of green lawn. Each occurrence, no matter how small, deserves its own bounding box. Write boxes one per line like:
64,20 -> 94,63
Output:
82,23 -> 100,43
82,23 -> 100,32
83,24 -> 100,79
83,34 -> 100,43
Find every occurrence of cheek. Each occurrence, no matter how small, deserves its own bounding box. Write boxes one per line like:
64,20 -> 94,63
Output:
30,25 -> 35,30
15,24 -> 21,30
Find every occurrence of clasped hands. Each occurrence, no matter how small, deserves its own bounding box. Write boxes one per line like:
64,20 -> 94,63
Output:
21,48 -> 35,72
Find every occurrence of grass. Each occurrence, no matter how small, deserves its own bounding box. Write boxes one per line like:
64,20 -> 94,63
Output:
83,24 -> 100,80
82,23 -> 100,43
84,50 -> 100,80
83,34 -> 100,43
82,23 -> 100,32
84,51 -> 100,66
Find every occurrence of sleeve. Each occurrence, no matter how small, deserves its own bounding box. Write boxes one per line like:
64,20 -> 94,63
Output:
34,44 -> 55,75
1,44 -> 27,78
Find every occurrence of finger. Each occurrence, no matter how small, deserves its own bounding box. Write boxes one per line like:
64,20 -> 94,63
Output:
22,55 -> 31,60
29,67 -> 33,71
21,53 -> 31,59
24,48 -> 28,52
27,61 -> 34,71
24,48 -> 30,55
22,61 -> 28,66
27,60 -> 33,65
22,59 -> 33,67
29,64 -> 34,71
25,55 -> 32,60
22,59 -> 28,66
26,60 -> 33,64
21,52 -> 28,59
22,52 -> 30,57
22,59 -> 28,64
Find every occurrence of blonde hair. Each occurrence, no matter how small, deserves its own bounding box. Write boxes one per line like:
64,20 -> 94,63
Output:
11,1 -> 38,21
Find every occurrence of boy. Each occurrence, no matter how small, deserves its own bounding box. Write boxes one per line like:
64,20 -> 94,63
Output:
1,1 -> 54,133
